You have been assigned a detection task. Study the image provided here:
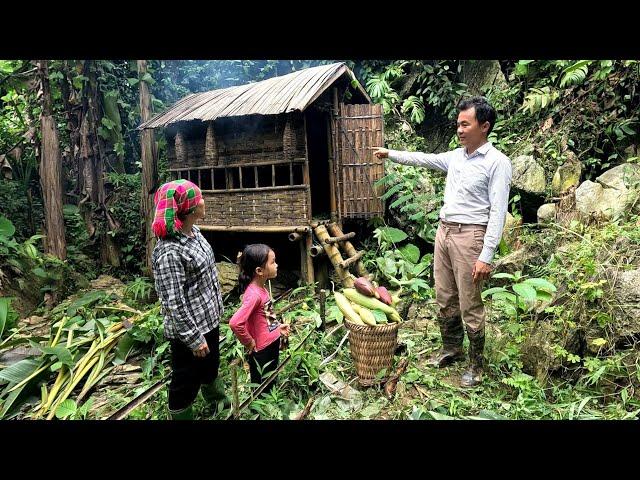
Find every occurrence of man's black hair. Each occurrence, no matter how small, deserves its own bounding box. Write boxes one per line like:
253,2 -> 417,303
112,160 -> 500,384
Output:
457,96 -> 497,134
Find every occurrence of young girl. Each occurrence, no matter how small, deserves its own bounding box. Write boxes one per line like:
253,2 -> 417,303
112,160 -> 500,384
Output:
229,244 -> 290,393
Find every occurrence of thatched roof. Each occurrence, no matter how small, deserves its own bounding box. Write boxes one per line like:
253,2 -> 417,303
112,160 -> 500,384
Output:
138,62 -> 370,129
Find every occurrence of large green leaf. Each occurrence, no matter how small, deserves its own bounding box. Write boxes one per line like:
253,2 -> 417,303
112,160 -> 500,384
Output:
0,358 -> 42,384
489,291 -> 517,304
113,332 -> 136,365
428,411 -> 455,420
522,278 -> 557,293
512,283 -> 537,303
371,309 -> 388,324
379,227 -> 408,244
491,272 -> 516,280
0,216 -> 15,238
481,286 -> 507,300
326,305 -> 343,324
0,297 -> 10,339
31,267 -> 48,278
66,290 -> 106,317
39,346 -> 73,365
398,244 -> 420,264
76,398 -> 93,418
55,399 -> 77,419
377,256 -> 398,277
0,336 -> 48,351
0,384 -> 28,419
466,410 -> 508,420
536,291 -> 553,302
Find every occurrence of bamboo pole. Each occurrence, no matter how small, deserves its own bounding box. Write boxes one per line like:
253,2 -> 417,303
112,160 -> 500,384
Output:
303,231 -> 314,284
310,220 -> 331,228
325,232 -> 355,244
197,225 -> 310,233
339,250 -> 364,269
326,115 -> 338,223
332,87 -> 342,225
288,232 -> 303,242
318,289 -> 326,331
327,223 -> 368,277
108,377 -> 169,421
313,225 -> 353,287
309,245 -> 325,257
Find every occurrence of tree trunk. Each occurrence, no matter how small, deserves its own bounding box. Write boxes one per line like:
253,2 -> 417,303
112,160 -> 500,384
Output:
77,60 -> 120,267
60,61 -> 81,201
37,60 -> 66,260
137,60 -> 158,275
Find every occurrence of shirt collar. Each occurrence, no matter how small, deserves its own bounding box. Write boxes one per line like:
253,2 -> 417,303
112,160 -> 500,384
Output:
175,225 -> 200,244
464,141 -> 492,158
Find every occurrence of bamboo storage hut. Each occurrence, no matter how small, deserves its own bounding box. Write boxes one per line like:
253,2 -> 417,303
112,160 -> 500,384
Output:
139,62 -> 385,284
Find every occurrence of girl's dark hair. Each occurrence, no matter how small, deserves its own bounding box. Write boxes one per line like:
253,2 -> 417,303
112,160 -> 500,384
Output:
237,243 -> 272,293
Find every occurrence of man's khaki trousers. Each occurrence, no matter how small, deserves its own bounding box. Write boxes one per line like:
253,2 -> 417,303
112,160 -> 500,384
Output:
433,221 -> 487,334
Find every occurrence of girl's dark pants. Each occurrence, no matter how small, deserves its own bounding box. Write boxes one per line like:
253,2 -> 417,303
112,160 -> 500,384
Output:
248,338 -> 280,394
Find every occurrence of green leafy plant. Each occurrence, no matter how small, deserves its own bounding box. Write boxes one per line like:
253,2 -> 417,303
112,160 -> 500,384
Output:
482,271 -> 556,321
366,226 -> 433,297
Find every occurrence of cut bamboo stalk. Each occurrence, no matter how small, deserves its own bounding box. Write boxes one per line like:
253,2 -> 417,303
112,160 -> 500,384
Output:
318,289 -> 326,331
339,250 -> 364,269
327,223 -> 368,277
310,220 -> 331,228
325,232 -> 355,244
303,231 -> 314,284
50,316 -> 68,347
47,355 -> 101,419
313,225 -> 353,287
288,232 -> 303,242
309,245 -> 325,257
36,368 -> 69,417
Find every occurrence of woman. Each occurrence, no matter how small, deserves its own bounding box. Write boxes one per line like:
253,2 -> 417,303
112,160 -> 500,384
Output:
151,179 -> 228,420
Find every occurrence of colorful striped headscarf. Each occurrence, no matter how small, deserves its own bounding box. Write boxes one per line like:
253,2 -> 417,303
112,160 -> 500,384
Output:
152,179 -> 203,239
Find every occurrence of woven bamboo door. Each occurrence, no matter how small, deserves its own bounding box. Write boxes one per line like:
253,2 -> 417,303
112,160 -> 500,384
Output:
335,103 -> 385,219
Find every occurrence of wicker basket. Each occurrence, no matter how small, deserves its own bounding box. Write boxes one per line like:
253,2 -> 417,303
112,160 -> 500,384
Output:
344,321 -> 400,386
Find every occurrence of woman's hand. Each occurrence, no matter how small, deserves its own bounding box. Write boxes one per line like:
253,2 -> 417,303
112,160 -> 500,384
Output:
193,341 -> 210,358
246,338 -> 257,354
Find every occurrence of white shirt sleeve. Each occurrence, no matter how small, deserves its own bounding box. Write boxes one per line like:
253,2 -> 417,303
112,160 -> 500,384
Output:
387,149 -> 453,173
479,157 -> 513,264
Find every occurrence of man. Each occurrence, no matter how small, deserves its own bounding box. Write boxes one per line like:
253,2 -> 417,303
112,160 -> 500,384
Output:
373,96 -> 512,387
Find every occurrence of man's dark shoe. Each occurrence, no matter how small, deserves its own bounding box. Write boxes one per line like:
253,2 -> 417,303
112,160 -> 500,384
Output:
460,328 -> 485,388
426,315 -> 465,368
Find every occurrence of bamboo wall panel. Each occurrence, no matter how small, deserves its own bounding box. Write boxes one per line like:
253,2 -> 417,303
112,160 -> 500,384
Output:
203,187 -> 310,226
167,114 -> 305,169
336,103 -> 385,219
